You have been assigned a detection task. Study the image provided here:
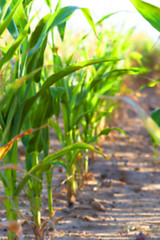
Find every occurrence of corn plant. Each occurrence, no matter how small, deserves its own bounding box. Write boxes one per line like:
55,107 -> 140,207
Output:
0,0 -> 115,238
48,18 -> 148,205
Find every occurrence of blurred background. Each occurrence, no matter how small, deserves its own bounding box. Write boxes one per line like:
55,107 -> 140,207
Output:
32,0 -> 160,41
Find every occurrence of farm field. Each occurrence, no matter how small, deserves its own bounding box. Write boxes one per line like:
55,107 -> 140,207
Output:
1,79 -> 160,240
50,83 -> 160,239
1,0 -> 160,239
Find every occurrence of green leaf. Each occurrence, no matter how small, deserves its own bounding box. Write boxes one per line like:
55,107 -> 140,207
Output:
22,0 -> 34,8
27,14 -> 50,82
50,120 -> 64,144
0,0 -> 12,21
99,127 -> 127,137
39,59 -> 116,94
96,12 -> 119,25
0,171 -> 9,187
130,0 -> 160,32
101,95 -> 160,145
44,0 -> 52,8
57,21 -> 66,41
55,0 -> 62,12
28,6 -> 79,55
0,0 -> 22,36
51,160 -> 69,175
14,142 -> 106,196
0,67 -> 44,110
20,59 -> 114,129
0,15 -> 34,69
81,8 -> 96,35
11,1 -> 27,30
27,89 -> 54,153
29,6 -> 97,55
50,86 -> 64,119
151,109 -> 160,127
139,77 -> 160,90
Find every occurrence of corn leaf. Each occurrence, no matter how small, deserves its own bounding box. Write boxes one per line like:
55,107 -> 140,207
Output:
101,95 -> 160,145
27,89 -> 54,153
28,6 -> 96,55
15,142 -> 107,196
27,14 -> 50,81
98,127 -> 127,137
0,171 -> 9,187
39,59 -> 117,93
151,109 -> 160,127
44,0 -> 52,8
81,8 -> 96,35
22,59 -> 116,125
0,67 -> 44,110
0,0 -> 12,21
11,1 -> 27,30
96,12 -> 118,25
0,0 -> 22,36
0,15 -> 34,69
130,0 -> 160,32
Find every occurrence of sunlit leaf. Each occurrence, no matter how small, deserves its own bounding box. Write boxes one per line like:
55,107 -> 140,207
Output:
81,8 -> 96,35
100,95 -> 160,145
0,15 -> 34,69
0,0 -> 22,36
28,6 -> 97,55
0,66 -> 52,110
130,0 -> 160,32
96,12 -> 119,25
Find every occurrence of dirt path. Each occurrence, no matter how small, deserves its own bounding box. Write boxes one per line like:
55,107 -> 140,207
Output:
1,81 -> 160,240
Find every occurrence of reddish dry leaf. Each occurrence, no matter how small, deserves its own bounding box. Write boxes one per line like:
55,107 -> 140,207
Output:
0,123 -> 49,161
0,221 -> 23,240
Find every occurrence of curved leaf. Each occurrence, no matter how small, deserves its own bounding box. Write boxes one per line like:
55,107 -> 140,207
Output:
0,67 -> 45,110
0,15 -> 34,69
21,59 -> 115,124
130,0 -> 160,32
100,95 -> 160,145
151,108 -> 160,127
28,6 -> 97,55
0,171 -> 9,187
14,142 -> 107,196
0,0 -> 22,36
99,127 -> 127,137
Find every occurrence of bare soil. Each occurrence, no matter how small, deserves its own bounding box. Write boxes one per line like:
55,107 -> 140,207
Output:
1,79 -> 160,240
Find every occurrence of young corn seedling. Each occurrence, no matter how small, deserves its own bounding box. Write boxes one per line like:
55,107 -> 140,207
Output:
54,21 -> 147,187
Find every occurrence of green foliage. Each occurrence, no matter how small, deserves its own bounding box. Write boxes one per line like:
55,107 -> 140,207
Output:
130,0 -> 160,32
0,0 -> 146,238
130,0 -> 160,151
151,109 -> 160,127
